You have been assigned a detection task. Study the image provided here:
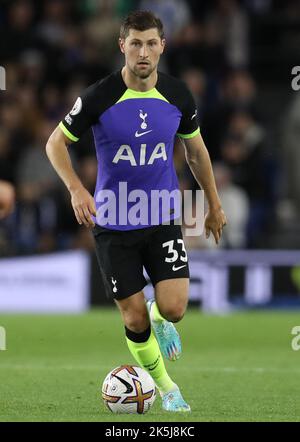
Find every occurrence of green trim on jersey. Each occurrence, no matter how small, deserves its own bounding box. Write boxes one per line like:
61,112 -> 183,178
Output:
116,88 -> 169,104
177,127 -> 200,139
59,121 -> 79,142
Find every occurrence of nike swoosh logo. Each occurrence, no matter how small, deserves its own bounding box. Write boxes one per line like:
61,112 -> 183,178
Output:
191,110 -> 197,120
113,375 -> 133,393
147,357 -> 160,371
148,365 -> 158,371
172,264 -> 187,271
135,130 -> 153,137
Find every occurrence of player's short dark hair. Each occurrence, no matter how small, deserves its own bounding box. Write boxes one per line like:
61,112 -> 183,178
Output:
120,10 -> 165,40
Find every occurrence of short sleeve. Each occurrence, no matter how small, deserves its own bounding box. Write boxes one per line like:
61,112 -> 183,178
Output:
59,82 -> 100,142
176,85 -> 200,139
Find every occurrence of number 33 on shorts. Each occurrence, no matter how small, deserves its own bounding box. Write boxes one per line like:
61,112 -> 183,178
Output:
162,239 -> 188,272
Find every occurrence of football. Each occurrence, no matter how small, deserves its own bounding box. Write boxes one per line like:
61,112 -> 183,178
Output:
102,365 -> 156,414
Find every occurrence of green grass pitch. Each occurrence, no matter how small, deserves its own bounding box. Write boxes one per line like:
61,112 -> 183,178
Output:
1,308 -> 300,422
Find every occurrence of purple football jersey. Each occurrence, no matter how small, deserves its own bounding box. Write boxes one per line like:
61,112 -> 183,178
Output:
60,70 -> 199,230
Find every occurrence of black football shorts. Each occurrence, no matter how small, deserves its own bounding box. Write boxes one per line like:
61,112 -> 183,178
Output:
92,222 -> 190,300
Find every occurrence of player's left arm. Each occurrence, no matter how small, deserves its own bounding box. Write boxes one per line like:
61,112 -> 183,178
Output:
179,133 -> 227,244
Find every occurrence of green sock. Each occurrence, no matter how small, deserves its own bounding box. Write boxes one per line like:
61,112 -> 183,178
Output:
150,301 -> 164,323
126,331 -> 176,394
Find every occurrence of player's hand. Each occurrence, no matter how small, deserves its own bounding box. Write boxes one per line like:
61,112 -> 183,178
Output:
0,181 -> 15,220
204,206 -> 227,245
70,185 -> 96,228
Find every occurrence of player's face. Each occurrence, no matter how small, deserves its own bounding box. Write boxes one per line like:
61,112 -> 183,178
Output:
120,28 -> 165,79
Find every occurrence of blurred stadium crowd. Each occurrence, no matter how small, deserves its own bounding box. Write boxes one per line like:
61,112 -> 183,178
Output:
0,0 -> 300,256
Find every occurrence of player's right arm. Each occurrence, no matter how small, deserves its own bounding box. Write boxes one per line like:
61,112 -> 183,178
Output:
46,126 -> 96,228
46,82 -> 101,228
0,180 -> 15,219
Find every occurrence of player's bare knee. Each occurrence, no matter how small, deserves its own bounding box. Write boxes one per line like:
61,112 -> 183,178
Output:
161,304 -> 186,323
126,318 -> 149,333
123,310 -> 149,333
168,310 -> 185,323
115,292 -> 149,333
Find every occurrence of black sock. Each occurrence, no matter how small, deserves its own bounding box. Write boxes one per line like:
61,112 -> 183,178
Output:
125,325 -> 151,343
